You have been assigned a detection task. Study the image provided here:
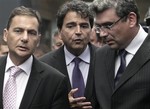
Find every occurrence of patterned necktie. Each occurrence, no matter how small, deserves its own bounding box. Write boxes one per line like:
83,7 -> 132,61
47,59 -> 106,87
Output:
3,66 -> 22,109
114,49 -> 127,87
72,57 -> 85,97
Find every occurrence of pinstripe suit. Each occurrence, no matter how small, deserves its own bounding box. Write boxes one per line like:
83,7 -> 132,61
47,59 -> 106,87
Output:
95,32 -> 150,109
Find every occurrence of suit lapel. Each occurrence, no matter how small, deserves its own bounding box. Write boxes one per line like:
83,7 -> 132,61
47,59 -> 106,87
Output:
0,56 -> 7,108
84,44 -> 97,98
114,35 -> 150,91
105,48 -> 117,90
52,47 -> 72,89
19,58 -> 43,109
54,47 -> 68,76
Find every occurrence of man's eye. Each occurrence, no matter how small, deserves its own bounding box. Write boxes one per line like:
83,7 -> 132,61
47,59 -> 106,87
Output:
95,24 -> 101,28
103,23 -> 113,26
81,25 -> 89,28
102,23 -> 113,29
28,31 -> 37,36
67,25 -> 74,28
14,29 -> 22,33
103,25 -> 111,29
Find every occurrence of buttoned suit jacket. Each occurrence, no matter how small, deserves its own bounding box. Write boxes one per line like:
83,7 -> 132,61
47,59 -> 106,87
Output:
40,43 -> 99,109
95,33 -> 150,109
0,55 -> 70,109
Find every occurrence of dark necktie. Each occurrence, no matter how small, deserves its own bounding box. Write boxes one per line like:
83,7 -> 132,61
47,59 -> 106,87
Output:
72,57 -> 85,97
114,49 -> 127,87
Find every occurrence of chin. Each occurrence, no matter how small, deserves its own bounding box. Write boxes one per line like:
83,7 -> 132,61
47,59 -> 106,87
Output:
108,44 -> 119,49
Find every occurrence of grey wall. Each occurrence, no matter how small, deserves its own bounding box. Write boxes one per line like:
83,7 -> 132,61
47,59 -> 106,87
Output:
0,0 -> 19,34
0,0 -> 149,35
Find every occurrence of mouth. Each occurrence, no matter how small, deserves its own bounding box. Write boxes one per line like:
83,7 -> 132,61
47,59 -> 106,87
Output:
74,39 -> 83,43
106,39 -> 115,45
17,46 -> 29,51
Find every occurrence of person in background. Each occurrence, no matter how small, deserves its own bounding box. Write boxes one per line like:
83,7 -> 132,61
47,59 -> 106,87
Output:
91,0 -> 149,109
144,7 -> 150,26
0,35 -> 9,56
51,29 -> 63,50
90,27 -> 105,47
33,43 -> 50,58
40,0 -> 99,109
0,6 -> 69,109
142,7 -> 150,32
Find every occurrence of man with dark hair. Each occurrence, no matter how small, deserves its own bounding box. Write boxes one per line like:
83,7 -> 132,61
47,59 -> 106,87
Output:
91,0 -> 149,109
40,0 -> 98,109
1,6 -> 69,109
51,29 -> 63,50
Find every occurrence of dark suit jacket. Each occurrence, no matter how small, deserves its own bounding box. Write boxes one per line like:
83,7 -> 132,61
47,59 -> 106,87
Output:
95,33 -> 150,109
40,43 -> 99,109
0,56 -> 70,109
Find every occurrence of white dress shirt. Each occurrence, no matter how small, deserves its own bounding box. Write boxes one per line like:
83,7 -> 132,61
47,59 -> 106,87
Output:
3,54 -> 33,109
64,45 -> 90,87
115,25 -> 148,77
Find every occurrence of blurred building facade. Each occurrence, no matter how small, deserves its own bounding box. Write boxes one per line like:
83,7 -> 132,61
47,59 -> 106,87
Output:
0,0 -> 149,50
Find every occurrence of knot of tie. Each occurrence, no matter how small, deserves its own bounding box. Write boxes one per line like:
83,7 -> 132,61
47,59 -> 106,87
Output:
10,66 -> 22,77
118,49 -> 127,57
73,57 -> 81,64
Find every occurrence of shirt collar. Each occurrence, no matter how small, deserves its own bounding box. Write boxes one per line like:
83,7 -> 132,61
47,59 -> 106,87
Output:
64,45 -> 90,65
5,54 -> 33,75
125,25 -> 148,55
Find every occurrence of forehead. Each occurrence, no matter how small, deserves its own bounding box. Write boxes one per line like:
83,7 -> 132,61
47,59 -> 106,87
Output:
10,15 -> 39,30
95,8 -> 118,24
63,11 -> 90,24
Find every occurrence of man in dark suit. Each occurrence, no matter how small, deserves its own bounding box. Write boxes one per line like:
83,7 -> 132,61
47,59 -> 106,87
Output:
40,0 -> 99,109
0,6 -> 69,109
90,0 -> 150,109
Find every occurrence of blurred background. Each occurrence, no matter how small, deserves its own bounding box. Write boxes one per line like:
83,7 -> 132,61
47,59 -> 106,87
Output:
0,0 -> 149,52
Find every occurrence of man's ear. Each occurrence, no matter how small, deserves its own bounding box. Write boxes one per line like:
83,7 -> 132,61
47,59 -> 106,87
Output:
127,12 -> 137,27
3,28 -> 8,42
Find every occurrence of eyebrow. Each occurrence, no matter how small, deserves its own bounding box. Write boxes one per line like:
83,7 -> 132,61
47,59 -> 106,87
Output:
66,22 -> 76,25
95,22 -> 113,26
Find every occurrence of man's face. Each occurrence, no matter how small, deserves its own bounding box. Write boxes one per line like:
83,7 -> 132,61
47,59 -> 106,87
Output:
60,11 -> 91,55
95,8 -> 132,49
90,27 -> 103,47
3,15 -> 40,61
52,35 -> 63,50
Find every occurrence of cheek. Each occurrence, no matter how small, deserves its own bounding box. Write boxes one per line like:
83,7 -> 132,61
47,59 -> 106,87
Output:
7,38 -> 16,46
110,27 -> 123,38
87,33 -> 91,40
61,32 -> 72,42
83,31 -> 90,38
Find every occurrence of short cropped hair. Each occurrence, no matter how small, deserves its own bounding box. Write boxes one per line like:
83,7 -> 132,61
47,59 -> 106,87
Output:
56,0 -> 94,30
6,6 -> 42,33
90,0 -> 140,25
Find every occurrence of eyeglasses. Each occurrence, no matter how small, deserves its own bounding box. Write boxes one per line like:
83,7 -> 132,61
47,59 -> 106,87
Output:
95,16 -> 125,31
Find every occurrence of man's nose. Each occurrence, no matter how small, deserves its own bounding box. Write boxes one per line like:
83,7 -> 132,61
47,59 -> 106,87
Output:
99,29 -> 108,38
21,32 -> 29,42
75,26 -> 82,34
